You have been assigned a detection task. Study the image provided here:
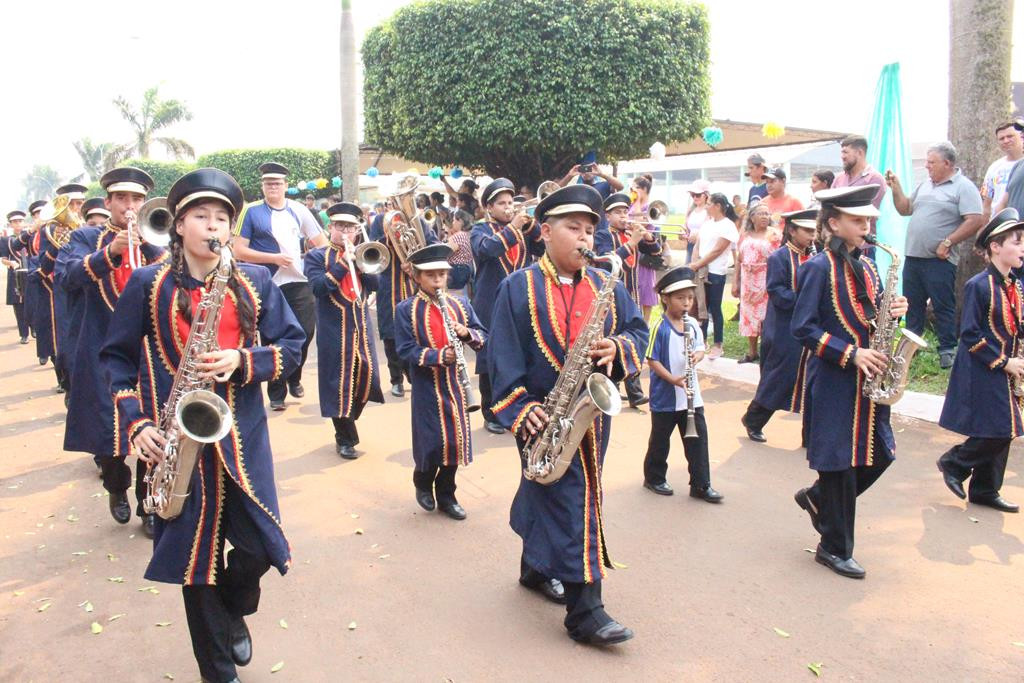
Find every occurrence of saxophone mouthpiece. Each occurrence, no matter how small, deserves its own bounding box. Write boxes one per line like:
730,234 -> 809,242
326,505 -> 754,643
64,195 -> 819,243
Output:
207,238 -> 223,253
862,234 -> 877,245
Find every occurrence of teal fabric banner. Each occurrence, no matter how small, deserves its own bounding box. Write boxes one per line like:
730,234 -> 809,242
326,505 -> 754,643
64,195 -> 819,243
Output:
866,62 -> 913,290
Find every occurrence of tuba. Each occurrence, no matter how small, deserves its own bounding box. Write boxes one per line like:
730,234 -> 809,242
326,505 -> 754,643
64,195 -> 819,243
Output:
40,195 -> 82,248
522,249 -> 623,485
382,174 -> 427,264
143,239 -> 234,520
139,197 -> 173,247
861,236 -> 927,405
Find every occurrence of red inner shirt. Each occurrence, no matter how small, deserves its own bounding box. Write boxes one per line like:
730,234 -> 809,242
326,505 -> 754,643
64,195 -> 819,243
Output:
174,286 -> 242,352
426,301 -> 451,348
497,224 -> 519,265
332,251 -> 358,301
550,278 -> 597,349
113,261 -> 134,294
1005,281 -> 1019,335
615,230 -> 636,267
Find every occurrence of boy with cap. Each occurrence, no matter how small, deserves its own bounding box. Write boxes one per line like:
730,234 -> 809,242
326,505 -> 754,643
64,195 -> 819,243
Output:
595,191 -> 663,407
791,185 -> 908,579
233,161 -> 327,410
741,209 -> 818,444
395,243 -> 486,520
936,208 -> 1024,514
642,267 -> 722,502
304,202 -> 385,459
470,177 -> 546,434
1,210 -> 30,343
488,184 -> 647,645
56,167 -> 165,534
101,168 -> 305,683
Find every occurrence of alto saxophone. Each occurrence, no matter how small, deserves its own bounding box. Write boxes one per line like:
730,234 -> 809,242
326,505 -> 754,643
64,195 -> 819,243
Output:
862,236 -> 927,405
436,289 -> 480,412
143,239 -> 234,520
522,249 -> 624,485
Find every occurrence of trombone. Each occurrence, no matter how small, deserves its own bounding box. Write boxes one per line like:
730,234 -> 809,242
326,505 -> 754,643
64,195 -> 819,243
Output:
624,199 -> 690,238
353,222 -> 391,275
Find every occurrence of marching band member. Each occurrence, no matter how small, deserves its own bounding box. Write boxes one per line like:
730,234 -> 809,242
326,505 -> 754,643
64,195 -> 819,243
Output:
936,208 -> 1024,513
791,185 -> 908,579
56,167 -> 165,534
38,183 -> 88,394
368,194 -> 439,399
100,168 -> 304,683
21,200 -> 47,351
233,161 -> 326,410
595,191 -> 663,407
0,210 -> 29,343
741,209 -> 817,444
642,267 -> 722,502
395,243 -> 486,520
304,202 -> 384,459
470,177 -> 545,435
488,184 -> 647,645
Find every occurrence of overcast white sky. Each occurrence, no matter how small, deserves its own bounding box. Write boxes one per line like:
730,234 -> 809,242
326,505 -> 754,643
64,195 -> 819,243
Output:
1,0 -> 1021,209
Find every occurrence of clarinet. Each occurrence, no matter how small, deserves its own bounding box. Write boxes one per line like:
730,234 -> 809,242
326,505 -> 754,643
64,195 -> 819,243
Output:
682,312 -> 699,439
436,289 -> 481,412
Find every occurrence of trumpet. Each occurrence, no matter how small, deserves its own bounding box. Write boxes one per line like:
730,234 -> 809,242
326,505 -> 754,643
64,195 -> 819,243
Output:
139,197 -> 173,248
501,180 -> 561,227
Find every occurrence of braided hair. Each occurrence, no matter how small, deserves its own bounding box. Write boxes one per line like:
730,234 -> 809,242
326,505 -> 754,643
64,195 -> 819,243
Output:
169,202 -> 257,342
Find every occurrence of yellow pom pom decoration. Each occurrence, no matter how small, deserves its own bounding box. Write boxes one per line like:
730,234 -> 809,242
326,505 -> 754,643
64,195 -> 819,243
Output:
762,122 -> 785,139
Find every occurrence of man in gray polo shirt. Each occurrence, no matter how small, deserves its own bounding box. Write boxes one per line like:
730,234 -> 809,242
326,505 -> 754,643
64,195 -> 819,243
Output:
887,141 -> 984,368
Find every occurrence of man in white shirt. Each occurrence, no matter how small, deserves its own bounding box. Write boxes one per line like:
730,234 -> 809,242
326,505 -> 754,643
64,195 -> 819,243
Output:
234,161 -> 328,410
982,120 -> 1024,221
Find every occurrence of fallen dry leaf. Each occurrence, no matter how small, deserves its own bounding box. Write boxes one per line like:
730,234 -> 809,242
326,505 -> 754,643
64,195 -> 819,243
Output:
91,622 -> 103,635
163,674 -> 174,680
67,514 -> 79,523
12,591 -> 24,597
348,621 -> 357,630
354,528 -> 364,535
271,661 -> 284,673
108,614 -> 126,622
108,577 -> 125,583
350,513 -> 359,519
279,619 -> 288,629
155,621 -> 172,627
71,551 -> 88,556
84,602 -> 94,613
1012,641 -> 1024,648
378,554 -> 391,560
773,627 -> 790,638
37,602 -> 53,612
807,662 -> 823,677
968,517 -> 980,523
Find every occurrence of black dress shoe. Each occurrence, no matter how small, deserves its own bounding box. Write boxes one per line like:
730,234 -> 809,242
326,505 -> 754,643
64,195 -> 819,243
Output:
336,443 -> 359,459
109,492 -> 131,525
416,488 -> 436,512
229,616 -> 252,666
643,480 -> 674,496
391,383 -> 405,398
690,485 -> 723,503
814,545 -> 865,579
794,487 -> 821,533
485,421 -> 505,435
571,620 -> 635,646
439,501 -> 467,520
628,395 -> 649,408
38,357 -> 47,366
741,415 -> 767,443
969,495 -> 1020,513
269,399 -> 286,411
288,382 -> 304,398
519,576 -> 566,604
936,459 -> 966,499
19,337 -> 28,345
141,514 -> 156,539
55,385 -> 65,394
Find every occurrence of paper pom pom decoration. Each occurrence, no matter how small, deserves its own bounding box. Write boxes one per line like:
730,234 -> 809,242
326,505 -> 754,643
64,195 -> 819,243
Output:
450,167 -> 463,179
286,187 -> 299,196
331,176 -> 342,188
315,178 -> 328,190
304,181 -> 315,191
406,167 -> 419,175
701,126 -> 724,148
366,167 -> 379,178
428,166 -> 442,180
649,141 -> 666,160
761,122 -> 785,139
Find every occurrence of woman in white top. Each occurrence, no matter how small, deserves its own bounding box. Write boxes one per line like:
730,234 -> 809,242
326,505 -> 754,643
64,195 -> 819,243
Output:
684,180 -> 711,262
688,193 -> 740,359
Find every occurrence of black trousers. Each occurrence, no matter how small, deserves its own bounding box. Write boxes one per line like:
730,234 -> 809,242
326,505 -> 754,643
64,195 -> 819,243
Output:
939,437 -> 1011,500
742,400 -> 775,431
519,553 -> 609,636
478,372 -> 496,423
100,457 -> 147,517
643,408 -> 710,489
331,399 -> 367,447
267,282 -> 316,402
806,459 -> 891,559
412,465 -> 458,504
182,477 -> 271,683
382,337 -> 407,386
623,373 -> 645,404
12,303 -> 28,338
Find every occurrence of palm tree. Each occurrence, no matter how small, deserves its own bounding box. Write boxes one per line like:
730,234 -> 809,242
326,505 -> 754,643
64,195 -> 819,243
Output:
111,85 -> 195,160
72,138 -> 124,181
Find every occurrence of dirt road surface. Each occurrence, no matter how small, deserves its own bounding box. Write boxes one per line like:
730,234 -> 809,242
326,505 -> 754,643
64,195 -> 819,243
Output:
0,300 -> 1021,682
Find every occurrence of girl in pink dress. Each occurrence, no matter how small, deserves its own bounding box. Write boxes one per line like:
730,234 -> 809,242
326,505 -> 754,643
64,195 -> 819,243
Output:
631,174 -> 659,322
732,203 -> 780,362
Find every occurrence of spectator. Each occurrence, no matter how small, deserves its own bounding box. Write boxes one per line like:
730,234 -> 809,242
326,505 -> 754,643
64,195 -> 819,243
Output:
441,175 -> 479,207
983,120 -> 1024,220
684,180 -> 711,262
518,184 -> 535,200
732,193 -> 747,224
887,141 -> 984,368
746,153 -> 769,203
318,199 -> 330,227
630,173 -> 659,321
556,151 -> 624,200
831,135 -> 886,243
810,170 -> 835,194
689,193 -> 740,359
732,202 -> 781,363
445,209 -> 475,291
761,168 -> 804,221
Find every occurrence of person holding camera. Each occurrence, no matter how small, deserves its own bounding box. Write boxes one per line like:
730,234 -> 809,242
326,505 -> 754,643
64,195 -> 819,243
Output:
557,151 -> 624,201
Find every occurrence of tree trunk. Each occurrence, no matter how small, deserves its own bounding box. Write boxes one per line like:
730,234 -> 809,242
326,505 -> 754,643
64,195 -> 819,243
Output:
340,0 -> 360,203
949,0 -> 1014,299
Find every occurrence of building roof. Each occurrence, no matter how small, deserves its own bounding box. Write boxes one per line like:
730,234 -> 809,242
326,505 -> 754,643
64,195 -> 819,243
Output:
663,119 -> 849,156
